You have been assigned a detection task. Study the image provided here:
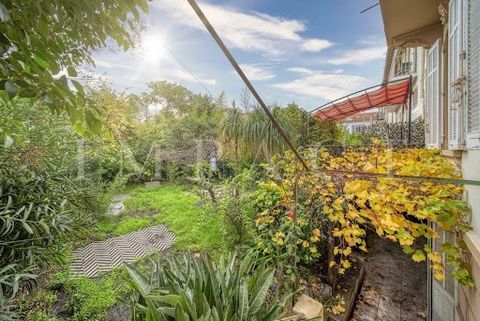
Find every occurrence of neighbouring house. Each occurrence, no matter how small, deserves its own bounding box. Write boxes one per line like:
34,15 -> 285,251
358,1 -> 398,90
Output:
382,46 -> 426,124
380,1 -> 480,321
342,109 -> 382,133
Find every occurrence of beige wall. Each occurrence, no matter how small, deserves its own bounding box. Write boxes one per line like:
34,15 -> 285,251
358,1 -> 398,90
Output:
462,150 -> 480,233
458,232 -> 480,321
458,150 -> 480,321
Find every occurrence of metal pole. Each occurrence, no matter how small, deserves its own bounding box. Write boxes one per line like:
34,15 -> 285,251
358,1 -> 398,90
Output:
400,103 -> 404,143
408,75 -> 413,146
186,0 -> 309,171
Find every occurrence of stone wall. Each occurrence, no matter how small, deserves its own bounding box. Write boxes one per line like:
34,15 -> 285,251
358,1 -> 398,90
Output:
358,119 -> 425,148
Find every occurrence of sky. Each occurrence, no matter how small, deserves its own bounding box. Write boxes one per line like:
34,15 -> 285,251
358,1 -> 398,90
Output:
90,0 -> 387,111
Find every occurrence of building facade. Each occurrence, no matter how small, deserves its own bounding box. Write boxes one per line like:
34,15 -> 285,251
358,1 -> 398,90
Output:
342,110 -> 381,133
380,1 -> 480,320
383,47 -> 427,124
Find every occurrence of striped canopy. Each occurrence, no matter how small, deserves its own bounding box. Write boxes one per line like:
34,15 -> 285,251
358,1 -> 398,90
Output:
313,80 -> 410,121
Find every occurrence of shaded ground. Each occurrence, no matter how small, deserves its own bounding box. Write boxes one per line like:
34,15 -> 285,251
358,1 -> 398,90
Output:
351,235 -> 427,321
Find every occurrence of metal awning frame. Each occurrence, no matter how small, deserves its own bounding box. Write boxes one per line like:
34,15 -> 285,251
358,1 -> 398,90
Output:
310,76 -> 414,146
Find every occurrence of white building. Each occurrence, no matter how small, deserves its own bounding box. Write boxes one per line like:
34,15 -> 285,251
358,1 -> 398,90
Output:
342,110 -> 381,133
380,1 -> 480,320
383,47 -> 426,123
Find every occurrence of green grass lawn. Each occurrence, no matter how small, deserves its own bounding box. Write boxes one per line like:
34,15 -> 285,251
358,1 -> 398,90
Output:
23,183 -> 228,321
98,183 -> 228,253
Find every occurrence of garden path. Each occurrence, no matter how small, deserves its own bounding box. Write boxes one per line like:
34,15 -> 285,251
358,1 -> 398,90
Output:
71,225 -> 175,277
351,235 -> 427,321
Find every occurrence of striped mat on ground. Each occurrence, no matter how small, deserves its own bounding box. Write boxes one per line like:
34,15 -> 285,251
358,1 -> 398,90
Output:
71,225 -> 175,277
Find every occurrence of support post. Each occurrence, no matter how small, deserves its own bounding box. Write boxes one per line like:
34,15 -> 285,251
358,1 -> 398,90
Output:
408,75 -> 413,147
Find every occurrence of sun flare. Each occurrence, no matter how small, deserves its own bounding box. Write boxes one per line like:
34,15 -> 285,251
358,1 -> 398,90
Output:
140,32 -> 168,65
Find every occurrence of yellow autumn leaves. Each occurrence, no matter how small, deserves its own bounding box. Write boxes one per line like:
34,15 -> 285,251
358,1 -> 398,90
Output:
256,143 -> 473,286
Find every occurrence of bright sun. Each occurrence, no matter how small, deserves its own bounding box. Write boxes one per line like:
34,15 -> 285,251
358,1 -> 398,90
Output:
140,32 -> 168,65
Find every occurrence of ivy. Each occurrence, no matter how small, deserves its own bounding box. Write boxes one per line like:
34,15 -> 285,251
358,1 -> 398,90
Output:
255,141 -> 474,287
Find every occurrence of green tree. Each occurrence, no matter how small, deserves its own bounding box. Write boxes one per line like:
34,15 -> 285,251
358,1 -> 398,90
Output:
279,103 -> 339,147
0,0 -> 148,144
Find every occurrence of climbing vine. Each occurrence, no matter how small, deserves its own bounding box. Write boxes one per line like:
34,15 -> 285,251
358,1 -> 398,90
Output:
254,140 -> 473,287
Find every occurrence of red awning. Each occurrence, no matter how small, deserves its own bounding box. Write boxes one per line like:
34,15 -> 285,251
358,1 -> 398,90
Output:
313,80 -> 410,121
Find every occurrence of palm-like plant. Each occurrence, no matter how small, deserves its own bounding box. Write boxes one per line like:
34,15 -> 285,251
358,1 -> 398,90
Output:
220,106 -> 296,163
124,253 -> 293,321
242,108 -> 294,162
220,107 -> 244,165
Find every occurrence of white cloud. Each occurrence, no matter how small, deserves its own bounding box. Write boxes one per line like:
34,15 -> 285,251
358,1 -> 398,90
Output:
272,72 -> 369,101
172,69 -> 217,86
301,39 -> 333,52
94,58 -> 136,71
288,67 -> 314,75
150,0 -> 331,55
95,59 -> 113,68
327,46 -> 387,65
238,64 -> 275,81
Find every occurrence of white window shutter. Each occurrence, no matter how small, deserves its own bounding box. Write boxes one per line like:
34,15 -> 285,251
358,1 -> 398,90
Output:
466,0 -> 480,149
426,40 -> 442,148
448,0 -> 466,150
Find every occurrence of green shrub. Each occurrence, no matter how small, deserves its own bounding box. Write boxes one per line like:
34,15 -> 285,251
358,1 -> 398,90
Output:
26,311 -> 59,321
218,168 -> 259,246
124,253 -> 294,321
65,273 -> 123,321
24,291 -> 59,321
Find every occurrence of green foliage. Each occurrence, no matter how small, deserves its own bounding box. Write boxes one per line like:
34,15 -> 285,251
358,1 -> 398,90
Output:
112,217 -> 152,237
217,168 -> 260,246
24,291 -> 59,321
220,102 -> 339,164
64,274 -> 123,321
0,264 -> 36,319
124,253 -> 293,321
27,311 -> 59,321
125,184 -> 228,252
278,103 -> 339,147
254,180 -> 324,285
0,155 -> 72,314
337,126 -> 363,147
0,99 -> 111,314
0,0 -> 148,143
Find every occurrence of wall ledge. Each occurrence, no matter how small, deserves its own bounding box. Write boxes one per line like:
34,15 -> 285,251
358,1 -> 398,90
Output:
464,231 -> 480,268
441,149 -> 463,159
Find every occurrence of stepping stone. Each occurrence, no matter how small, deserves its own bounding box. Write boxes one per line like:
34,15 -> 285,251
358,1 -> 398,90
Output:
108,194 -> 131,216
293,294 -> 324,320
71,225 -> 175,277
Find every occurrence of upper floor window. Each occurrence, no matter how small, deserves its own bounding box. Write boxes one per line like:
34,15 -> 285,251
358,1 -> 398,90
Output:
394,48 -> 417,76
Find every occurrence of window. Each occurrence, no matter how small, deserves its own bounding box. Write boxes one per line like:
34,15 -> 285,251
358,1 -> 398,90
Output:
445,0 -> 480,150
447,0 -> 465,150
426,40 -> 442,148
394,48 -> 417,77
466,0 -> 480,149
